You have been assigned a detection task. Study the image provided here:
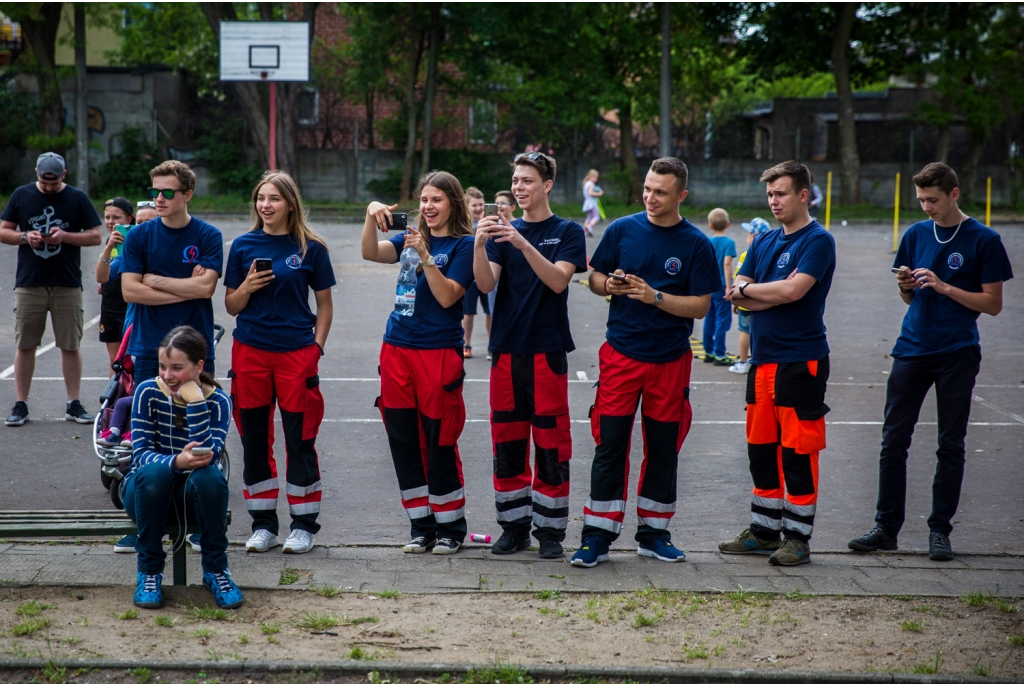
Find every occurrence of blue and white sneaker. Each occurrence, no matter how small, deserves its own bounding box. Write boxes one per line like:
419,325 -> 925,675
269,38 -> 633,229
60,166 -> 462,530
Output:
133,571 -> 163,609
570,535 -> 610,568
637,538 -> 686,562
202,569 -> 244,609
188,534 -> 201,552
114,534 -> 137,554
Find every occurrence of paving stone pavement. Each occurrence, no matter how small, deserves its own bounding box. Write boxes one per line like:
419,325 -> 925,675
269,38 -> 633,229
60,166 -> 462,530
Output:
1,542 -> 1021,598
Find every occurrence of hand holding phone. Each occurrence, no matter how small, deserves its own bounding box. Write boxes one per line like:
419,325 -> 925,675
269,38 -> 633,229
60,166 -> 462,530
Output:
609,272 -> 629,281
191,446 -> 212,456
484,203 -> 498,217
388,212 -> 408,232
255,258 -> 273,272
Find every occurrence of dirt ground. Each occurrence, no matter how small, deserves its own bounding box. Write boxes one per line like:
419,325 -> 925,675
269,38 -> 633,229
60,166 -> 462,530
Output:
2,585 -> 1023,681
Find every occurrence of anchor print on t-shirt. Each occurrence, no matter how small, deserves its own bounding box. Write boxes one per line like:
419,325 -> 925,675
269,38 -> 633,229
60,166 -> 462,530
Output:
27,206 -> 70,259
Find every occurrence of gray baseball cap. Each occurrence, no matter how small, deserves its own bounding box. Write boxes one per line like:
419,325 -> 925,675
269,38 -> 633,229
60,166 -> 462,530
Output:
36,152 -> 66,180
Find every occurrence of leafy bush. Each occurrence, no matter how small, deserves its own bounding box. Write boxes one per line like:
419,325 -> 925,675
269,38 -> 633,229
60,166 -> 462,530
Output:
365,149 -> 510,201
195,117 -> 263,198
95,126 -> 160,197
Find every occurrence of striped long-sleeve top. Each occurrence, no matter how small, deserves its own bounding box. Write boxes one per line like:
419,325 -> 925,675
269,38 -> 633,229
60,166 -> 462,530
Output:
130,378 -> 231,473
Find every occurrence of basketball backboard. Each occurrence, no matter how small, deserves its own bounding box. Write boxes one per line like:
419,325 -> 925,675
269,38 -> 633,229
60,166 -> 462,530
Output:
219,21 -> 309,82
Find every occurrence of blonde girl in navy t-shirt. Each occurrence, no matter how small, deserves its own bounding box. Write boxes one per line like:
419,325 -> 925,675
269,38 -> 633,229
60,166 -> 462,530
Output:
361,170 -> 476,555
224,171 -> 336,556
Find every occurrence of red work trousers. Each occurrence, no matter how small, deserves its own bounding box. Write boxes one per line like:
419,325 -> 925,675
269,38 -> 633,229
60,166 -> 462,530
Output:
583,343 -> 693,544
377,343 -> 468,542
490,351 -> 572,542
745,357 -> 830,542
232,340 -> 324,535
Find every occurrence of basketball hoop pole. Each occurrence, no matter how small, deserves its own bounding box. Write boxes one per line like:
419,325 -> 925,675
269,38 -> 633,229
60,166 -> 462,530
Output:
269,81 -> 277,170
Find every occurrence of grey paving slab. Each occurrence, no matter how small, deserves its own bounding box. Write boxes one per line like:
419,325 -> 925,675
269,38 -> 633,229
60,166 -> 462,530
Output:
802,577 -> 871,595
394,571 -> 482,590
878,554 -> 971,569
32,554 -> 135,585
961,555 -> 1024,571
853,576 -> 953,596
479,575 -> 567,592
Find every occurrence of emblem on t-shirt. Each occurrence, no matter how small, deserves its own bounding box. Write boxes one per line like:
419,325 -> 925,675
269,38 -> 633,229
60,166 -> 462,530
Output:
539,238 -> 561,247
286,254 -> 302,269
28,206 -> 68,260
947,253 -> 964,270
182,246 -> 200,264
433,253 -> 449,267
664,257 -> 681,275
777,252 -> 791,268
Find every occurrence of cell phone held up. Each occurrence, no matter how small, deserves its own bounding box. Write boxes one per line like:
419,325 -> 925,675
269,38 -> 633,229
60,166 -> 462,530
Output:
255,258 -> 273,273
387,212 -> 408,232
484,203 -> 498,217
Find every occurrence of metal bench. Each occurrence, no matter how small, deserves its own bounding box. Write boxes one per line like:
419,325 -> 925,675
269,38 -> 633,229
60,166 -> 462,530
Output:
0,510 -> 231,586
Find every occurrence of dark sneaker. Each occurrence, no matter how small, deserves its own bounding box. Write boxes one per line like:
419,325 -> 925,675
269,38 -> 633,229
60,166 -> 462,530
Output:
702,354 -> 715,363
432,538 -> 461,555
538,538 -> 564,559
928,531 -> 954,561
188,534 -> 202,552
769,538 -> 811,566
719,527 -> 781,555
637,539 -> 686,562
402,536 -> 436,554
133,571 -> 163,609
5,401 -> 28,427
65,399 -> 93,424
570,535 -> 610,568
491,530 -> 531,555
713,355 -> 736,366
114,535 -> 137,554
202,569 -> 244,609
848,526 -> 898,552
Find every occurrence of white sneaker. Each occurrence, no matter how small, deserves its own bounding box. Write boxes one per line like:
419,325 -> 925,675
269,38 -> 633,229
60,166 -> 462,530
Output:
282,529 -> 314,554
728,361 -> 750,374
245,529 -> 280,553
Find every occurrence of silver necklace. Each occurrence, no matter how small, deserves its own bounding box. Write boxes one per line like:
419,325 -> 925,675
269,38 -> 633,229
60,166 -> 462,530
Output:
933,212 -> 965,245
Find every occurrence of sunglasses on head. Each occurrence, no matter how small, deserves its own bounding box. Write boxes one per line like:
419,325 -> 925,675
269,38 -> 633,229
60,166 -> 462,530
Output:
137,201 -> 156,208
148,187 -> 184,200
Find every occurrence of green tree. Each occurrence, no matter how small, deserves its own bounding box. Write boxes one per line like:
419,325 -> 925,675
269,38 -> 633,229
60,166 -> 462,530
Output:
4,3 -> 67,150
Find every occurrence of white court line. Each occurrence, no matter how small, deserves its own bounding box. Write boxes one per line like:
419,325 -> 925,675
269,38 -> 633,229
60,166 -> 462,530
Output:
320,418 -> 1020,427
0,315 -> 101,379
971,394 -> 1024,425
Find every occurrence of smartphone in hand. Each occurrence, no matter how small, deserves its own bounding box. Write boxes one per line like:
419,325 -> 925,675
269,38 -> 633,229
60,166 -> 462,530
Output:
388,213 -> 408,232
191,446 -> 213,456
255,258 -> 273,272
484,203 -> 498,217
609,273 -> 629,281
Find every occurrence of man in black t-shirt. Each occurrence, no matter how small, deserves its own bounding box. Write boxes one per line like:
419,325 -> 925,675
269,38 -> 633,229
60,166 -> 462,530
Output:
0,153 -> 103,426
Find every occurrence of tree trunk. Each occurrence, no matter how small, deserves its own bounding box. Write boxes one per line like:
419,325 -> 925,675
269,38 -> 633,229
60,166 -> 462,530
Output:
961,133 -> 986,205
74,4 -> 89,192
365,86 -> 376,149
400,24 -> 425,201
618,101 -> 642,206
15,3 -> 65,143
831,2 -> 860,204
419,4 -> 441,178
936,125 -> 951,164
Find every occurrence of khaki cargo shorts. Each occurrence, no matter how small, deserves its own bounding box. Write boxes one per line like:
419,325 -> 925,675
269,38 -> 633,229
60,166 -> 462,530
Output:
13,286 -> 84,351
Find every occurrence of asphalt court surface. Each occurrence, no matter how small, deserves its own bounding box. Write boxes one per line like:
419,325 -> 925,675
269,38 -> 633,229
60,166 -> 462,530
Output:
0,216 -> 1020,555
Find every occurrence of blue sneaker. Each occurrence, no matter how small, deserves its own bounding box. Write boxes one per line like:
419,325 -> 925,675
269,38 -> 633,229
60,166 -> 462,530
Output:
114,534 -> 138,554
637,538 -> 686,562
188,534 -> 201,552
202,569 -> 244,609
133,571 -> 163,609
570,535 -> 610,568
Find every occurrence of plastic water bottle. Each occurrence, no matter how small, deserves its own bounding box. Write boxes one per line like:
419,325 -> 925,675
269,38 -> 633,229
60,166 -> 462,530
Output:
395,246 -> 420,316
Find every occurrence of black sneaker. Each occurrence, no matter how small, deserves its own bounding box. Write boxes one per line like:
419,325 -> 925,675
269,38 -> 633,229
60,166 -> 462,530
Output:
928,531 -> 954,561
702,354 -> 715,363
5,401 -> 28,427
714,355 -> 736,366
491,530 -> 530,555
538,538 -> 564,559
432,537 -> 461,555
848,526 -> 898,552
65,400 -> 93,424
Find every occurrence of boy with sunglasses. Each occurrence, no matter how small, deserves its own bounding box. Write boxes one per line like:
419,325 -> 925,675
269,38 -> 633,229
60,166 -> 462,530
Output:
473,152 -> 588,559
121,161 -> 223,384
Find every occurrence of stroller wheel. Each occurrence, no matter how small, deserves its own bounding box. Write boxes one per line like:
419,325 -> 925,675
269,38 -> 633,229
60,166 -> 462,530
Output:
110,479 -> 125,510
219,448 -> 231,482
101,471 -> 113,491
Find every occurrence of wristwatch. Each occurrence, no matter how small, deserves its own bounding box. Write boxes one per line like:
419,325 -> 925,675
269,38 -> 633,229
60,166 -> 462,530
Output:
654,290 -> 664,305
20,232 -> 27,244
738,281 -> 749,297
426,255 -> 438,268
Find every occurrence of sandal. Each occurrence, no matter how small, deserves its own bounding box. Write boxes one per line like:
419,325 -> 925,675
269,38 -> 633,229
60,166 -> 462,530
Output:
463,345 -> 472,359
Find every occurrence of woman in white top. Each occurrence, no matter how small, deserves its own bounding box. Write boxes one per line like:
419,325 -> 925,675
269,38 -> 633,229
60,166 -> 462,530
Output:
581,169 -> 604,236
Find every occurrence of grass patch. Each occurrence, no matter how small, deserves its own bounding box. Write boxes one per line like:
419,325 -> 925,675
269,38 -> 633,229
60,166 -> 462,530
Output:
537,607 -> 549,615
42,661 -> 66,684
279,567 -> 302,585
348,646 -> 367,660
267,635 -> 280,644
911,604 -> 935,613
349,615 -> 379,626
192,627 -> 215,639
313,584 -> 341,598
260,621 -> 281,635
683,644 -> 710,661
784,591 -> 811,601
585,610 -> 600,623
191,604 -> 229,621
237,633 -> 250,644
632,611 -> 662,629
900,620 -> 924,633
894,595 -> 914,602
153,615 -> 175,628
463,663 -> 535,684
973,658 -> 991,677
15,600 -> 55,616
128,667 -> 152,683
724,588 -> 773,608
533,589 -> 562,601
12,618 -> 50,636
548,574 -> 564,580
994,599 -> 1018,614
712,645 -> 726,657
117,608 -> 140,620
960,591 -> 991,607
291,611 -> 341,631
375,589 -> 401,599
910,651 -> 942,674
1009,634 -> 1024,646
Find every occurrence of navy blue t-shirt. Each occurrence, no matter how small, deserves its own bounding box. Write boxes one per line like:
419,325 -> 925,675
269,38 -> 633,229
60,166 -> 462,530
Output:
486,215 -> 588,354
738,222 -> 835,364
225,230 -> 336,352
121,217 -> 224,359
710,235 -> 738,289
891,218 -> 1013,358
383,232 -> 475,350
1,183 -> 101,288
590,213 -> 720,363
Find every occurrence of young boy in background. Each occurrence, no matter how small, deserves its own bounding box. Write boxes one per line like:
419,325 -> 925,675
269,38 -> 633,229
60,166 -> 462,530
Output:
729,217 -> 771,374
703,208 -> 737,365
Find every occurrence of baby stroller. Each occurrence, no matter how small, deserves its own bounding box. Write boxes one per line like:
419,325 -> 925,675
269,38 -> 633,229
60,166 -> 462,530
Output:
95,323 -> 229,509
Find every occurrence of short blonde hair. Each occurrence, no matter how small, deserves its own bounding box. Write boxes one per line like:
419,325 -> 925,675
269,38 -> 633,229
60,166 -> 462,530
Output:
708,208 -> 730,231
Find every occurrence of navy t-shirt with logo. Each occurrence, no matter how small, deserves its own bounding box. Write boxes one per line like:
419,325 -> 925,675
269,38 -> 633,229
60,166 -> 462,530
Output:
738,221 -> 835,364
486,215 -> 588,354
225,230 -> 337,352
1,182 -> 101,288
120,217 -> 224,359
590,212 -> 720,364
383,232 -> 475,350
891,217 -> 1013,358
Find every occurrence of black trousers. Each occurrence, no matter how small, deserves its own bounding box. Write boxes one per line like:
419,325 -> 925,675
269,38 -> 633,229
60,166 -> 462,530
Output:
875,347 -> 980,538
